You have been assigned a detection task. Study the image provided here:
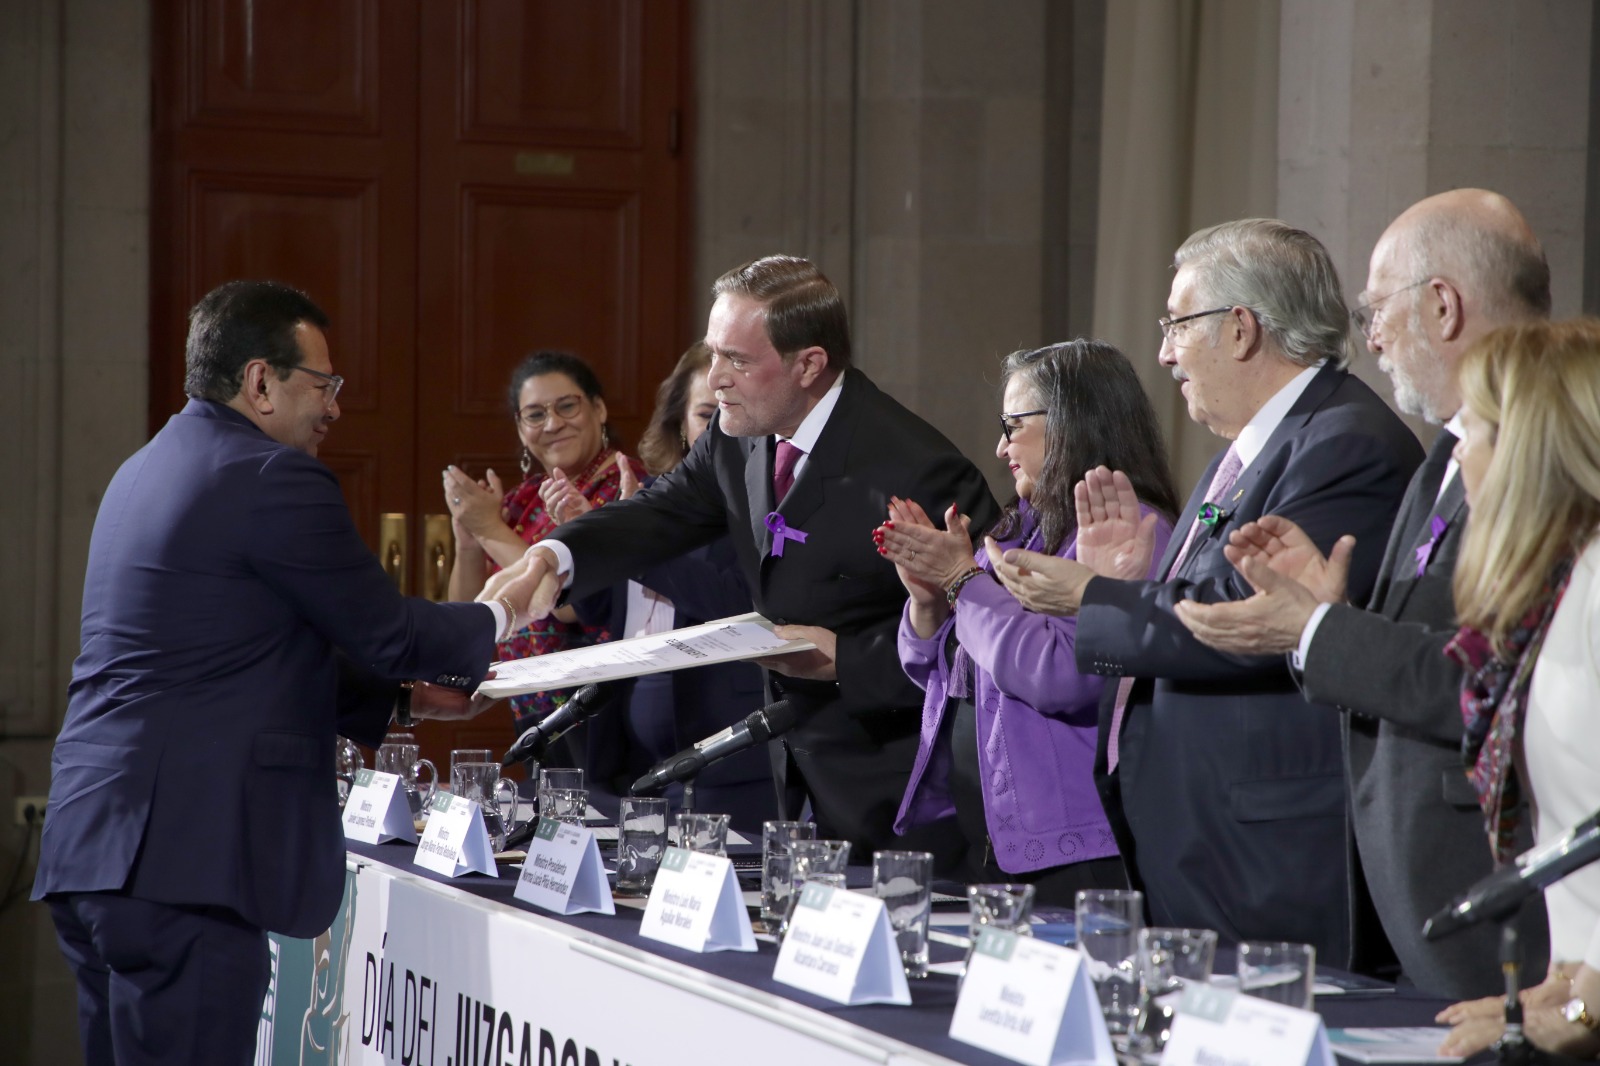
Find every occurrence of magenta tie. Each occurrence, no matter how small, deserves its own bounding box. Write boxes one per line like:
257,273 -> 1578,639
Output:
1107,444 -> 1243,771
773,440 -> 803,502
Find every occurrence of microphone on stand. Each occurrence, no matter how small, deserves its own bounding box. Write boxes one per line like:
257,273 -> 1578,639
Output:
1424,807 -> 1600,940
630,699 -> 800,796
501,683 -> 610,767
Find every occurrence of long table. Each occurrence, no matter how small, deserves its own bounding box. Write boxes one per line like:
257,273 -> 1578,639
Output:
254,840 -> 1466,1066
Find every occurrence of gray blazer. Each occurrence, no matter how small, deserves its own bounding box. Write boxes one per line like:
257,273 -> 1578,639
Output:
1303,428 -> 1548,997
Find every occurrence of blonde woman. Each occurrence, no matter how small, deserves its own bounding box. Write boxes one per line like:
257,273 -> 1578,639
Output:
1438,319 -> 1600,1059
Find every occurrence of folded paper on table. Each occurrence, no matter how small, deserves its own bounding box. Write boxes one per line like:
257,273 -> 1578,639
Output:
477,613 -> 816,698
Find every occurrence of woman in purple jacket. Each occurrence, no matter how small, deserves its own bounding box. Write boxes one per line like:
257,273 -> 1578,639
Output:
875,340 -> 1179,903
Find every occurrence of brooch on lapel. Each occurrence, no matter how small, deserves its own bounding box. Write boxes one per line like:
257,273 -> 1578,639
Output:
1196,502 -> 1232,527
765,511 -> 809,556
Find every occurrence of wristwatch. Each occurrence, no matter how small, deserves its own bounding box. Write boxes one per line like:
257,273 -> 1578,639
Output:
1562,996 -> 1599,1031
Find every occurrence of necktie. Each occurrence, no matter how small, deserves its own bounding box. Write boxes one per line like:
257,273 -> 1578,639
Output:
1108,444 -> 1243,771
772,440 -> 803,503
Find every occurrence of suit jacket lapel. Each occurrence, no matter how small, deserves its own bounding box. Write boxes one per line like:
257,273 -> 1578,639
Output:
778,372 -> 861,534
747,436 -> 775,554
1370,429 -> 1457,612
1159,453 -> 1222,578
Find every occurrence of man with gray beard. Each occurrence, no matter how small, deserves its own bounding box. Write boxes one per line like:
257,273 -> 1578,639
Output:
1175,189 -> 1552,997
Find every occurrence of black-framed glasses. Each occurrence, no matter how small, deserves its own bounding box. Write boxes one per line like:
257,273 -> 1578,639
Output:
1349,279 -> 1430,339
1158,306 -> 1233,341
288,364 -> 343,408
517,394 -> 586,430
999,408 -> 1047,442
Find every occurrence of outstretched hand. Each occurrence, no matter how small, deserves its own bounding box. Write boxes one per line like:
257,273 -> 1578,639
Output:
479,544 -> 562,626
1075,466 -> 1159,579
985,537 -> 1093,616
1224,515 -> 1352,605
1172,552 -> 1328,655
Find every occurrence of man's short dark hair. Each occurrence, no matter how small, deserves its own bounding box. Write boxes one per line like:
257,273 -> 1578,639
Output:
184,280 -> 329,402
711,255 -> 852,370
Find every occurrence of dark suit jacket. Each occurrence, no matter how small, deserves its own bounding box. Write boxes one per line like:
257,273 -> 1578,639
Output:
573,535 -> 777,828
1077,365 -> 1422,964
1302,429 -> 1547,996
33,400 -> 496,938
554,368 -> 999,855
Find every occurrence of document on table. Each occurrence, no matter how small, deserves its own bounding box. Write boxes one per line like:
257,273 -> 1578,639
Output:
478,613 -> 815,698
1325,1028 -> 1462,1063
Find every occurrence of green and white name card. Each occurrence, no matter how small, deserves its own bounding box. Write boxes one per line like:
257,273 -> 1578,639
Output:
772,882 -> 910,1006
639,846 -> 754,953
1162,984 -> 1333,1066
514,817 -> 613,915
949,928 -> 1114,1065
341,769 -> 415,844
414,792 -> 496,878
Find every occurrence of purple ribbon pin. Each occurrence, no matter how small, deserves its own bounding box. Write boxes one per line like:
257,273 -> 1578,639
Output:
765,511 -> 809,556
1414,515 -> 1447,577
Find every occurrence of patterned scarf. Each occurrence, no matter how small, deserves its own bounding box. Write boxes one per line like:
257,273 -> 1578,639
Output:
1444,553 -> 1575,864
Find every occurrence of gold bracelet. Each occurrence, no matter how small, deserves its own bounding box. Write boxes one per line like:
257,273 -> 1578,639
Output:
496,596 -> 519,640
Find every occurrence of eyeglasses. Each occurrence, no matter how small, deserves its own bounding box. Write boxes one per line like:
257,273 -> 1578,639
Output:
517,394 -> 586,430
288,364 -> 343,408
1349,279 -> 1430,340
1158,306 -> 1233,342
999,409 -> 1047,442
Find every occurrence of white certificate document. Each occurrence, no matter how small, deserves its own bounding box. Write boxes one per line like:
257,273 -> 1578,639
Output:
477,613 -> 814,698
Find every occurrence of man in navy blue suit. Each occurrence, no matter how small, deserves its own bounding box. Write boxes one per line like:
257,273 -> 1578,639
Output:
33,281 -> 520,1066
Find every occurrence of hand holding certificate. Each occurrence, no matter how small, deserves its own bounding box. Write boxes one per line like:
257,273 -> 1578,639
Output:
476,613 -> 815,698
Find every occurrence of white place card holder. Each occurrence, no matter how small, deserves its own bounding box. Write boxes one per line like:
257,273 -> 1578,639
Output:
341,769 -> 416,844
949,928 -> 1115,1066
513,817 -> 614,915
412,792 -> 497,878
772,882 -> 911,1006
639,846 -> 755,953
1162,984 -> 1334,1066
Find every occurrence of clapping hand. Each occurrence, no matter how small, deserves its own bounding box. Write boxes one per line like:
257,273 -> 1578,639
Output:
1075,466 -> 1159,579
443,465 -> 504,540
875,498 -> 974,601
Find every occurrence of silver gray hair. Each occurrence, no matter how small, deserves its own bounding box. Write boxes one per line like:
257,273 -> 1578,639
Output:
1174,219 -> 1351,370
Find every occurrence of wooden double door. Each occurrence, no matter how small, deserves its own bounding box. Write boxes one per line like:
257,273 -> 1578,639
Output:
150,0 -> 691,764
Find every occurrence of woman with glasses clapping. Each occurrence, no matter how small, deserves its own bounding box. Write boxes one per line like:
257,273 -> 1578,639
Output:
876,340 -> 1179,902
443,350 -> 646,734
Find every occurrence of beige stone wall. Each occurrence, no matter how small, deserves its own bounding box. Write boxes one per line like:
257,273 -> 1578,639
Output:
0,1 -> 149,1061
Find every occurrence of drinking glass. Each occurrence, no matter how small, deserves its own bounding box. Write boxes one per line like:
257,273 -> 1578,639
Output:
1237,941 -> 1316,1011
676,812 -> 731,856
779,839 -> 852,938
450,761 -> 518,851
616,797 -> 670,895
537,768 -> 583,820
448,749 -> 494,792
1075,888 -> 1144,1037
873,850 -> 933,978
375,741 -> 437,818
1131,927 -> 1218,1055
335,738 -> 364,809
963,884 -> 1036,976
760,821 -> 816,926
543,787 -> 588,827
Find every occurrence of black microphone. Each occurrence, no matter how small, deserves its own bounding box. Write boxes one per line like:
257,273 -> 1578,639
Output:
501,683 -> 609,767
1424,807 -> 1600,940
630,699 -> 799,795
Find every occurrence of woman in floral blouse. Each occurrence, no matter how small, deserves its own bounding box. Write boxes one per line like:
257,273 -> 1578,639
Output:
443,350 -> 646,732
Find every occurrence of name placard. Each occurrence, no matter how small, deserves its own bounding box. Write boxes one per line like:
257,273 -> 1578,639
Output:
1163,984 -> 1333,1066
949,929 -> 1114,1065
638,847 -> 754,953
413,792 -> 496,878
513,818 -> 613,915
341,769 -> 415,844
772,882 -> 910,1006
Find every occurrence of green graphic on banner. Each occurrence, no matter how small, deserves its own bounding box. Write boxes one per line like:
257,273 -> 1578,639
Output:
258,869 -> 360,1066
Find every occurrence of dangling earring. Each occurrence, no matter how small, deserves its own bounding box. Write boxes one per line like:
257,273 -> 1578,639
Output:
602,424 -> 611,450
519,446 -> 533,476
679,432 -> 689,455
